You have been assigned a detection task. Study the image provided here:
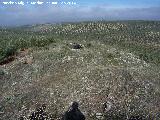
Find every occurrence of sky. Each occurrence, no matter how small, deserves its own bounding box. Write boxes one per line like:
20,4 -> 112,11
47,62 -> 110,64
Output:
0,0 -> 160,26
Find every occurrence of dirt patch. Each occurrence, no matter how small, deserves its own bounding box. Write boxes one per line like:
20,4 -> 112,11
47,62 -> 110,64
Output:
18,48 -> 30,57
0,48 -> 31,66
0,56 -> 15,65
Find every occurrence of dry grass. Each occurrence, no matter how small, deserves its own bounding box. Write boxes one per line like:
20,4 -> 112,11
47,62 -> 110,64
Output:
0,40 -> 159,119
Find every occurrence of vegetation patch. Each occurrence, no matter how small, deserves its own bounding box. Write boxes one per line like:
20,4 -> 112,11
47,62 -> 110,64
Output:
0,21 -> 160,119
0,45 -> 17,65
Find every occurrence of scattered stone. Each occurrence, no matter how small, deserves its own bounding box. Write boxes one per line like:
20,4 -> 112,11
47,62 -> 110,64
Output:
20,104 -> 54,120
129,115 -> 144,120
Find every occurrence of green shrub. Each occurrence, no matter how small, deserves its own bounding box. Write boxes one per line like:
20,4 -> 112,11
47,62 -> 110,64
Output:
4,45 -> 17,57
0,45 -> 17,62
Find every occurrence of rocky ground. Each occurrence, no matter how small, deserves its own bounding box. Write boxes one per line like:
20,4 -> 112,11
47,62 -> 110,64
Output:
0,40 -> 160,119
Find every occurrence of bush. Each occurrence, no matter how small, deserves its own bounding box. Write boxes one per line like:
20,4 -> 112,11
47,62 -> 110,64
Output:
4,45 -> 17,57
0,45 -> 17,63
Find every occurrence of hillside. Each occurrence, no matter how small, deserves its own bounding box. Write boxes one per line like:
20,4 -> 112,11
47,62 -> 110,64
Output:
0,21 -> 160,120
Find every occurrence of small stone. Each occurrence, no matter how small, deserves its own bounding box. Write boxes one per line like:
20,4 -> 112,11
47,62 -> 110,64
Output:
96,113 -> 104,120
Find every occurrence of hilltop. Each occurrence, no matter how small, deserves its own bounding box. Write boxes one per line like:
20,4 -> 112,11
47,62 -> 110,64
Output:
0,21 -> 160,119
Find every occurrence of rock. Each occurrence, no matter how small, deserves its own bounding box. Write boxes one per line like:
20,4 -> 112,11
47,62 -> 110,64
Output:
103,101 -> 112,112
68,43 -> 83,49
96,113 -> 104,120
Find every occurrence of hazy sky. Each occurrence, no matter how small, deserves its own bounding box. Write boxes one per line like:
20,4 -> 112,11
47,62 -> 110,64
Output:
0,0 -> 160,26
